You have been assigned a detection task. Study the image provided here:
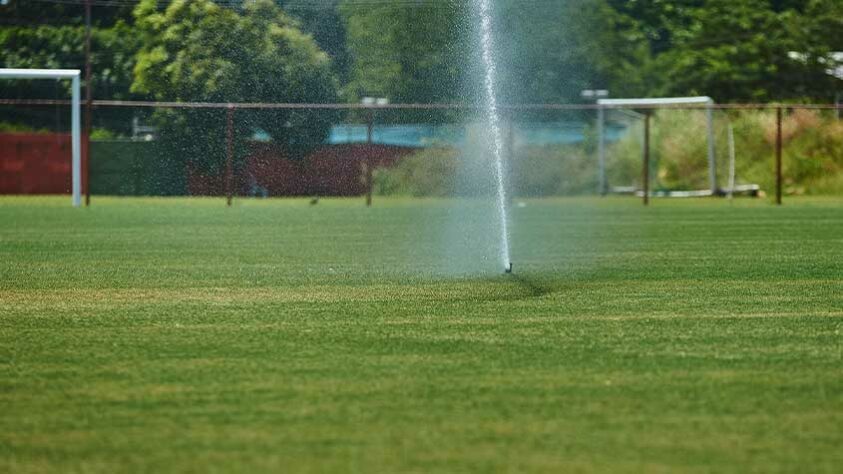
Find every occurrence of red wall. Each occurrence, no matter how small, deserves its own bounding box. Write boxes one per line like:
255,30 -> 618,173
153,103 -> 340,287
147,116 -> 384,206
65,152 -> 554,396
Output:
189,143 -> 413,197
0,133 -> 72,194
0,133 -> 414,197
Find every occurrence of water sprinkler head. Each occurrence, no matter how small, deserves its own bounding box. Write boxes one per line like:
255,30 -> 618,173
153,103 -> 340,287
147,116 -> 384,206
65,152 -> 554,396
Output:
504,263 -> 513,274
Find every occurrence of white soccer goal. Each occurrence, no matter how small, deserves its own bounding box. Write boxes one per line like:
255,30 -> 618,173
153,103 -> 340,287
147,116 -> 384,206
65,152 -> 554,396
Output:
596,96 -> 718,196
0,68 -> 82,207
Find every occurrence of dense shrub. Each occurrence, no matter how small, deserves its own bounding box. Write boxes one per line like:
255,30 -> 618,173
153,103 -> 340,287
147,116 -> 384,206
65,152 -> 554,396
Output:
373,144 -> 604,197
373,147 -> 458,197
510,147 -> 598,196
0,122 -> 47,133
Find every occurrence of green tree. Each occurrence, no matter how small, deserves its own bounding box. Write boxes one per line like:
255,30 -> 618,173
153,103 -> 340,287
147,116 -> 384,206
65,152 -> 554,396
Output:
0,0 -> 135,27
647,0 -> 793,101
280,0 -> 352,84
132,0 -> 339,176
0,22 -> 141,133
340,0 -> 649,109
793,0 -> 843,101
637,0 -> 842,102
606,0 -> 704,55
0,22 -> 138,100
495,0 -> 649,103
340,1 -> 467,104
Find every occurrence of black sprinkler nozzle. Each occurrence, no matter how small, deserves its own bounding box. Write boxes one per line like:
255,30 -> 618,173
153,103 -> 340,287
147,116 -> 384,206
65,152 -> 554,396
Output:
504,263 -> 513,274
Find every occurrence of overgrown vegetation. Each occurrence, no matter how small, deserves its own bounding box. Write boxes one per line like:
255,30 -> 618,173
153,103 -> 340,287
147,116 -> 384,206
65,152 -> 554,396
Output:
373,145 -> 603,198
611,109 -> 843,195
0,121 -> 47,133
373,147 -> 458,197
747,109 -> 843,195
375,109 -> 843,198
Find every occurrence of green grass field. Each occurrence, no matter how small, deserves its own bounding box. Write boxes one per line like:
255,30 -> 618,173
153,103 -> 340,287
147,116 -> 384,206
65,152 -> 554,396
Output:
1,196 -> 841,473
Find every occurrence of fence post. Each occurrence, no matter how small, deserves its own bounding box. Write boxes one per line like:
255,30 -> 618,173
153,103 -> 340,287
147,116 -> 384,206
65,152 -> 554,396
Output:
225,105 -> 234,207
84,0 -> 92,207
365,109 -> 374,207
643,111 -> 650,206
776,106 -> 783,206
705,102 -> 718,195
727,122 -> 736,201
597,105 -> 606,195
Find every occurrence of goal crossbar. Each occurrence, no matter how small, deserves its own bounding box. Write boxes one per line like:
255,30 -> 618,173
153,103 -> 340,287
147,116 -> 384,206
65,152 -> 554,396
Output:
597,96 -> 714,107
0,68 -> 82,207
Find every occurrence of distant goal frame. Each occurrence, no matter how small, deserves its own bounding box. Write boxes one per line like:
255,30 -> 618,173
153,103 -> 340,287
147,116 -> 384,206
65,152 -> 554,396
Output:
596,96 -> 718,197
0,68 -> 82,207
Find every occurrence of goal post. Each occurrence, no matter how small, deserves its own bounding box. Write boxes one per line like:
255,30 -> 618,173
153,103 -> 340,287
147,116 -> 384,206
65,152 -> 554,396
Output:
0,68 -> 82,207
597,96 -> 718,196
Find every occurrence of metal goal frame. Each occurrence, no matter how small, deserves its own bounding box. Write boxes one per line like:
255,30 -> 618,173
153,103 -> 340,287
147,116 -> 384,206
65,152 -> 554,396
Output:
0,68 -> 82,207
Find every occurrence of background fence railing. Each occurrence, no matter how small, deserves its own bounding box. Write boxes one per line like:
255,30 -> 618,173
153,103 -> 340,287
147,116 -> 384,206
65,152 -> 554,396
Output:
0,100 -> 840,206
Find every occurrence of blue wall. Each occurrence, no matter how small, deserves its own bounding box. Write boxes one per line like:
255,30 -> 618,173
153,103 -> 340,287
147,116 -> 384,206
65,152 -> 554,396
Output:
326,122 -> 629,147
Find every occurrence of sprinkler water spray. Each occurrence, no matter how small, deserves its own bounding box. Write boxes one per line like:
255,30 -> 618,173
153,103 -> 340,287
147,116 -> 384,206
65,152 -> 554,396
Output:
474,0 -> 513,274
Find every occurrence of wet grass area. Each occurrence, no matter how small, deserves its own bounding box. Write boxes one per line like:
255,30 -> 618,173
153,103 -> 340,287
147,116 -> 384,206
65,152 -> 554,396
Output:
1,196 -> 841,472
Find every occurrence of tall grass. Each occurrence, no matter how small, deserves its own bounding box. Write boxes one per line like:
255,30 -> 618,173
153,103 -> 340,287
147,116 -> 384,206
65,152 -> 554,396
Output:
609,109 -> 843,195
374,145 -> 602,198
374,110 -> 842,197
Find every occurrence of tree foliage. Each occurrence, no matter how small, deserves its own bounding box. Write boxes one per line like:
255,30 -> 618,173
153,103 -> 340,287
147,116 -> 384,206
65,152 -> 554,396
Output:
494,0 -> 650,103
279,0 -> 352,84
341,0 -> 841,104
647,0 -> 842,102
0,21 -> 140,133
340,0 -> 646,104
340,1 -> 467,104
0,22 -> 138,100
132,0 -> 339,170
2,0 -> 841,111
